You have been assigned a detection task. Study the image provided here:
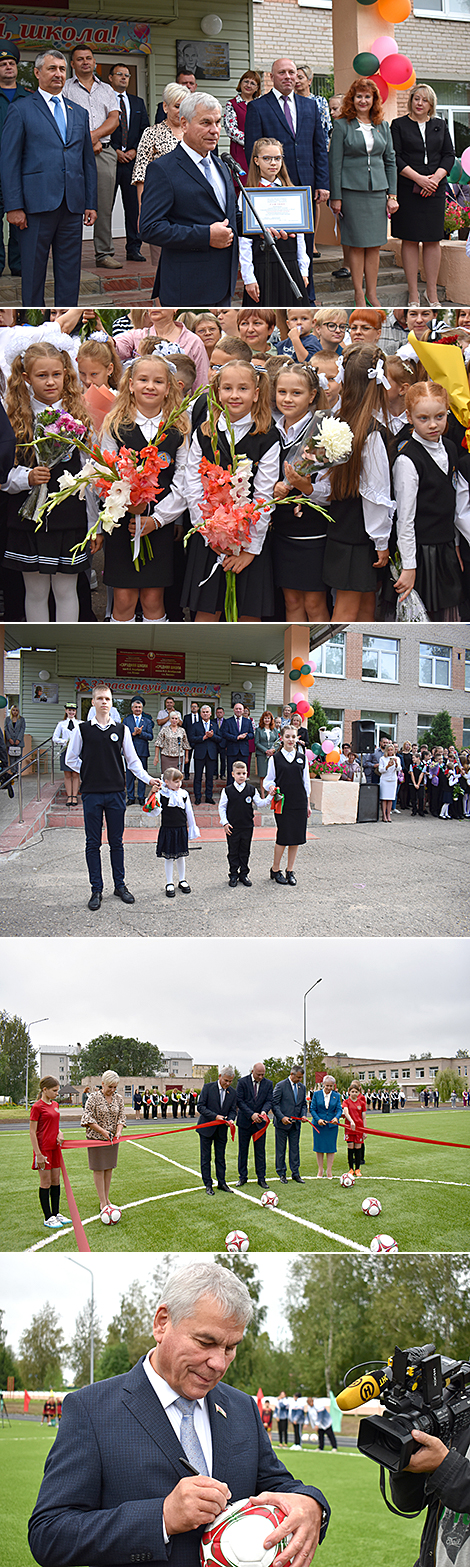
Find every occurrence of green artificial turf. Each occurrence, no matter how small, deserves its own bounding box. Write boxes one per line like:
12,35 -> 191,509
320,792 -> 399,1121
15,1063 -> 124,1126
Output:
1,1422 -> 422,1567
3,1110 -> 469,1253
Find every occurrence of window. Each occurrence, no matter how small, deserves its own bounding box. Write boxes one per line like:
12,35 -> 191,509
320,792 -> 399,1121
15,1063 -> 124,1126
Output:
358,1072 -> 365,1080
417,713 -> 437,743
315,632 -> 345,678
466,652 -> 470,692
402,1069 -> 410,1079
361,711 -> 398,744
429,1067 -> 438,1078
391,1069 -> 399,1079
416,1068 -> 425,1078
125,1086 -> 131,1095
368,1071 -> 375,1080
362,636 -> 399,683
419,643 -> 451,688
464,719 -> 470,749
415,1 -> 470,18
322,708 -> 344,736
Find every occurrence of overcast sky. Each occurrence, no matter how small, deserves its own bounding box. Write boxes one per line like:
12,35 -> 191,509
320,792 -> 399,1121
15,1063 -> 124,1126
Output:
1,1253 -> 290,1375
1,937 -> 468,1071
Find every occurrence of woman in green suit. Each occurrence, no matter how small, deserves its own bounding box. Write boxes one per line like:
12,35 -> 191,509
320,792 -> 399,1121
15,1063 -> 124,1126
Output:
329,77 -> 398,308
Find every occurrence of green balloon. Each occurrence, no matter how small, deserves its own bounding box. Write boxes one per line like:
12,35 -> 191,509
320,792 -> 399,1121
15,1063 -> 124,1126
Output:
289,668 -> 299,680
312,742 -> 323,756
300,663 -> 312,676
353,51 -> 380,75
0,695 -> 7,709
449,159 -> 462,182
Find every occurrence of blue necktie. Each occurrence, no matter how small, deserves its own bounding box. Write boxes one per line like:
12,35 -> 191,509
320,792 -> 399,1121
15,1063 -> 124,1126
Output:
293,1083 -> 298,1103
174,1397 -> 209,1475
201,154 -> 224,209
51,96 -> 67,142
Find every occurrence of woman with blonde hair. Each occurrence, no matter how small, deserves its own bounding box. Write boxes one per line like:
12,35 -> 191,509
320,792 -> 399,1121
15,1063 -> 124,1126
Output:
131,82 -> 187,269
391,84 -> 454,307
81,1069 -> 126,1224
329,77 -> 398,307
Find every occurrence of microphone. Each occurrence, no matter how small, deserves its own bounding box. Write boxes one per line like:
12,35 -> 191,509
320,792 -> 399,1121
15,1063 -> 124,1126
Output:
220,151 -> 240,175
336,1370 -> 391,1411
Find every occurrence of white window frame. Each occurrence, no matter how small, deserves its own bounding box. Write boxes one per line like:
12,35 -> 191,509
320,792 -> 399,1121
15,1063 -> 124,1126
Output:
315,633 -> 346,679
415,1068 -> 425,1079
415,0 -> 470,18
379,1070 -> 387,1080
402,1069 -> 410,1079
391,1069 -> 399,1079
298,0 -> 332,8
419,643 -> 452,690
362,635 -> 399,685
465,652 -> 470,693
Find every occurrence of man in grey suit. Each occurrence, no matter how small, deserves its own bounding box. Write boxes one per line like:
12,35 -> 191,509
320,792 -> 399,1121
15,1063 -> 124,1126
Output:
273,1066 -> 308,1185
29,1261 -> 330,1567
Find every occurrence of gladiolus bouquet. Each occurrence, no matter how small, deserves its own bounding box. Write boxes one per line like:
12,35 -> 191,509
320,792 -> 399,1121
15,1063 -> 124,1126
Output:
184,388 -> 270,621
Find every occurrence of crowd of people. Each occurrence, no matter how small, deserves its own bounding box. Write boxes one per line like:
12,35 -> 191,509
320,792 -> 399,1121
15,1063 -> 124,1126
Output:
0,44 -> 461,309
0,302 -> 469,625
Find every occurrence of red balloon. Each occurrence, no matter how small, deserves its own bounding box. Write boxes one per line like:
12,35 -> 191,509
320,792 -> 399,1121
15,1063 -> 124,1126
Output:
380,52 -> 414,85
370,71 -> 389,104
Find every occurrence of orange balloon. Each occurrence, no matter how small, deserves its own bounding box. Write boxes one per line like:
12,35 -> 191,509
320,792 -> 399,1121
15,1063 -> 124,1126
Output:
398,69 -> 416,88
291,656 -> 304,670
377,0 -> 411,19
329,748 -> 341,764
300,672 -> 314,687
306,705 -> 314,718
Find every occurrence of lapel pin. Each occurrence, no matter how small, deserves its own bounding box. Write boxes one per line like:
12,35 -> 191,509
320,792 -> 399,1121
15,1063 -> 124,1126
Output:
215,1404 -> 227,1417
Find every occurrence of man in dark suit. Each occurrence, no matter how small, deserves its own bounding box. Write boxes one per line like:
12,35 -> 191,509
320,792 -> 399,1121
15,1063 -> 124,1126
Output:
0,49 -> 97,305
123,698 -> 154,806
155,69 -> 196,125
196,1066 -> 237,1194
0,44 -> 30,279
273,1066 -> 308,1185
29,1261 -> 330,1567
140,92 -> 238,306
192,704 -> 219,804
222,702 -> 251,783
182,700 -> 200,781
213,706 -> 226,779
108,62 -> 149,261
244,57 -> 330,303
236,1060 -> 273,1188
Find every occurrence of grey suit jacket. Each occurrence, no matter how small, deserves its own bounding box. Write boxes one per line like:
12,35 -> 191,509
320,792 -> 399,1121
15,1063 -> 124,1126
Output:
29,1357 -> 330,1567
273,1076 -> 307,1126
329,117 -> 397,198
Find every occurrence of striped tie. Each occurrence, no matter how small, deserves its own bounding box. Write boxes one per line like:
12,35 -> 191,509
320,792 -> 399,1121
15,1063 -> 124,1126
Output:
174,1397 -> 209,1474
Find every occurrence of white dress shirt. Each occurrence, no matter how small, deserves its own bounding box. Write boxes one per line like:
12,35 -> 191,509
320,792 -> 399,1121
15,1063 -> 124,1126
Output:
101,418 -> 187,528
274,410 -> 330,537
87,705 -> 121,725
2,394 -> 100,530
265,747 -> 311,797
218,781 -> 264,825
142,1352 -> 213,1471
38,86 -> 68,129
184,413 -> 280,555
65,716 -> 152,782
319,430 -> 394,550
393,431 -> 470,569
158,784 -> 200,839
272,87 -> 297,135
181,137 -> 227,211
53,717 -> 80,745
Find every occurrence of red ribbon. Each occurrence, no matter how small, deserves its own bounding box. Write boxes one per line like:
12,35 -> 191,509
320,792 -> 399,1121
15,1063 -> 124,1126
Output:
365,1127 -> 470,1150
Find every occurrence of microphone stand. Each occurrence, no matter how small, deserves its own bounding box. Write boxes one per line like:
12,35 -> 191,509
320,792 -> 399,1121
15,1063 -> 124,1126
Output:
220,151 -> 302,304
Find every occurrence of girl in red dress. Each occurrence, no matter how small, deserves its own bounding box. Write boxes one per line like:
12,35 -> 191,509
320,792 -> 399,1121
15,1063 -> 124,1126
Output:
29,1076 -> 68,1231
342,1079 -> 367,1174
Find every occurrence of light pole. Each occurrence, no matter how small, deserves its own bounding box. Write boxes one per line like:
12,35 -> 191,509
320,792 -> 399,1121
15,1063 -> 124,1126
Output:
68,1259 -> 95,1383
25,1018 -> 48,1112
303,979 -> 322,1087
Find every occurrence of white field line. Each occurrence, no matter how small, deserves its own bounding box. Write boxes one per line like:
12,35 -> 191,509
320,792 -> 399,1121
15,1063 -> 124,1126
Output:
28,1184 -> 202,1250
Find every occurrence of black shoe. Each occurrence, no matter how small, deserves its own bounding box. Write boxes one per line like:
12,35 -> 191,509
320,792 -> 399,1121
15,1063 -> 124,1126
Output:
236,1178 -> 247,1186
205,1185 -> 214,1196
292,1174 -> 305,1184
114,884 -> 135,904
279,1174 -> 288,1184
229,874 -> 238,887
205,797 -> 215,804
7,783 -> 14,798
126,250 -> 144,260
332,266 -> 351,279
270,868 -> 287,884
239,875 -> 252,886
88,891 -> 102,911
166,884 -> 176,898
217,1182 -> 232,1192
194,798 -> 201,805
178,881 -> 191,894
286,871 -> 297,886
258,1180 -> 268,1189
126,797 -> 135,806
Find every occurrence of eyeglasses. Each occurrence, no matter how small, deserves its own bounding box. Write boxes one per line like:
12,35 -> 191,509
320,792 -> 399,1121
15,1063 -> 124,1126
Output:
322,322 -> 344,331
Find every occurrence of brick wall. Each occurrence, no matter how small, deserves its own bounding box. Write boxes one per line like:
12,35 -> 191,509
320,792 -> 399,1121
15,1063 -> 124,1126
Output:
252,1 -> 470,97
346,630 -> 363,680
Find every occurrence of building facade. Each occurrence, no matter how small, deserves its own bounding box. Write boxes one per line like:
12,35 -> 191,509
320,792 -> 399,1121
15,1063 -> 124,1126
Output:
310,624 -> 470,749
324,1049 -> 468,1097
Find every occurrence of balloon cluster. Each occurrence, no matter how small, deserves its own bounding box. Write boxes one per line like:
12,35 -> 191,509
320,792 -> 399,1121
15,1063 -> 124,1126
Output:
288,654 -> 317,719
353,28 -> 415,104
322,738 -> 341,768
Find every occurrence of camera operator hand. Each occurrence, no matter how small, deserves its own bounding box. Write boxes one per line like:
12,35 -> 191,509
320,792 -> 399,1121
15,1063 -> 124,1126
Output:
405,1431 -> 449,1474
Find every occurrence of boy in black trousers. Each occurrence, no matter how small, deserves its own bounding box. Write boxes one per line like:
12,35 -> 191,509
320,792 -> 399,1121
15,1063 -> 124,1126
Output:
65,683 -> 159,911
218,760 -> 264,888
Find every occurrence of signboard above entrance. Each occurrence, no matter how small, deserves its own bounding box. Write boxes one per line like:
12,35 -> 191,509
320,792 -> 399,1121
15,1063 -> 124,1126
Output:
0,17 -> 151,51
116,650 -> 185,678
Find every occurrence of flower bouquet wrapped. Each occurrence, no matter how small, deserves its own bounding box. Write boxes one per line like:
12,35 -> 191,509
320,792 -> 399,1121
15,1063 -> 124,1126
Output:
19,408 -> 88,522
285,411 -> 353,479
390,555 -> 429,623
269,786 -> 284,815
184,387 -> 270,621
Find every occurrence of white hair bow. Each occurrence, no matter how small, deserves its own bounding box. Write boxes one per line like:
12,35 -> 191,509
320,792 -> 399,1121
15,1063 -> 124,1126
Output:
368,362 -> 391,390
334,357 -> 344,384
317,372 -> 330,391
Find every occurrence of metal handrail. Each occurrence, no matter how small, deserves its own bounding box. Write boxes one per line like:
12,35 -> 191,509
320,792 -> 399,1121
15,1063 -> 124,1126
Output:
2,733 -> 56,825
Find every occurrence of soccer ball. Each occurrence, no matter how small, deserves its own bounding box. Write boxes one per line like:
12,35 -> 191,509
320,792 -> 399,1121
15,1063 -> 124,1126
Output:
225,1230 -> 249,1254
362,1197 -> 382,1218
370,1233 -> 398,1254
100,1204 -> 121,1225
260,1190 -> 279,1208
340,1172 -> 355,1187
200,1498 -> 288,1567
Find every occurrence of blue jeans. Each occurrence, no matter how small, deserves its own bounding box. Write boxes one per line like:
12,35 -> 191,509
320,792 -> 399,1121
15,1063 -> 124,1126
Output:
82,790 -> 126,893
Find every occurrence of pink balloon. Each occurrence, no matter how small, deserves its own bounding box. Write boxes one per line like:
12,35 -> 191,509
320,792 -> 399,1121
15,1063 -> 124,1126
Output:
306,749 -> 314,763
380,52 -> 413,85
322,739 -> 334,754
309,658 -> 317,672
371,34 -> 398,61
296,699 -> 310,716
371,71 -> 389,104
461,145 -> 470,176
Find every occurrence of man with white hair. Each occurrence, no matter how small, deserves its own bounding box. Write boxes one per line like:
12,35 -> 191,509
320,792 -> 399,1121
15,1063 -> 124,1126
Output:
29,1261 -> 330,1567
139,92 -> 239,305
196,1066 -> 237,1194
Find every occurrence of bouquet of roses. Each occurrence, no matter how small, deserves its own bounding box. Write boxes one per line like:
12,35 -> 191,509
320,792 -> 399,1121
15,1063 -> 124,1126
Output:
184,388 -> 270,621
285,412 -> 353,479
19,408 -> 88,522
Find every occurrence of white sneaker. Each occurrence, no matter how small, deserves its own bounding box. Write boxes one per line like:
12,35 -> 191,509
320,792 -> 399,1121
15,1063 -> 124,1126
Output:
55,1214 -> 71,1226
44,1215 -> 62,1229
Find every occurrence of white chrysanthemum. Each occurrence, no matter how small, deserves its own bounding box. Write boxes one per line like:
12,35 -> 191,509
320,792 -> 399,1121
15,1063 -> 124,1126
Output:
315,417 -> 353,463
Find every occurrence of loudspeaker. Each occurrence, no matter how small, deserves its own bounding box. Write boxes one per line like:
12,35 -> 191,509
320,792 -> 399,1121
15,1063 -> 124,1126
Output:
351,720 -> 375,753
357,783 -> 379,823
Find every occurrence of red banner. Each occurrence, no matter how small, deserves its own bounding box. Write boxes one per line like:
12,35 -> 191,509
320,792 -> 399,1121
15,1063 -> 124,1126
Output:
116,650 -> 185,678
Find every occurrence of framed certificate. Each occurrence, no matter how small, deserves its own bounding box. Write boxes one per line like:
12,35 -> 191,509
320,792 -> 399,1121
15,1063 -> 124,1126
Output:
242,186 -> 314,235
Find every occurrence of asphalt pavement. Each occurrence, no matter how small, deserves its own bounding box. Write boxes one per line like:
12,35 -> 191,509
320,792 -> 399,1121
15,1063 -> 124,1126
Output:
0,814 -> 468,936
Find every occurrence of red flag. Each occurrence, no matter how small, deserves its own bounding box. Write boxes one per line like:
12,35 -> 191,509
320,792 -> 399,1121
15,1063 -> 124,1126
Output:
257,1387 -> 264,1414
23,1390 -> 31,1413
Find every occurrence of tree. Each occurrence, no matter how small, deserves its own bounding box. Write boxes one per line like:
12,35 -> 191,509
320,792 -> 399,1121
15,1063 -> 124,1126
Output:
435,1069 -> 465,1101
104,1280 -> 154,1366
77,1034 -> 165,1078
215,1256 -> 269,1394
95,1343 -> 131,1381
294,1037 -> 326,1089
285,1257 -> 377,1395
456,1051 -> 469,1058
17,1303 -> 68,1389
0,1309 -> 23,1389
69,1302 -> 104,1388
307,700 -> 328,746
0,1011 -> 39,1104
204,1066 -> 219,1084
421,711 -> 457,750
263,1055 -> 296,1086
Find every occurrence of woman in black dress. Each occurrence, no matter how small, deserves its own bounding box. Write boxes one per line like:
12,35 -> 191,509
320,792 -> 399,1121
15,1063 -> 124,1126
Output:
265,723 -> 311,885
391,84 -> 454,308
